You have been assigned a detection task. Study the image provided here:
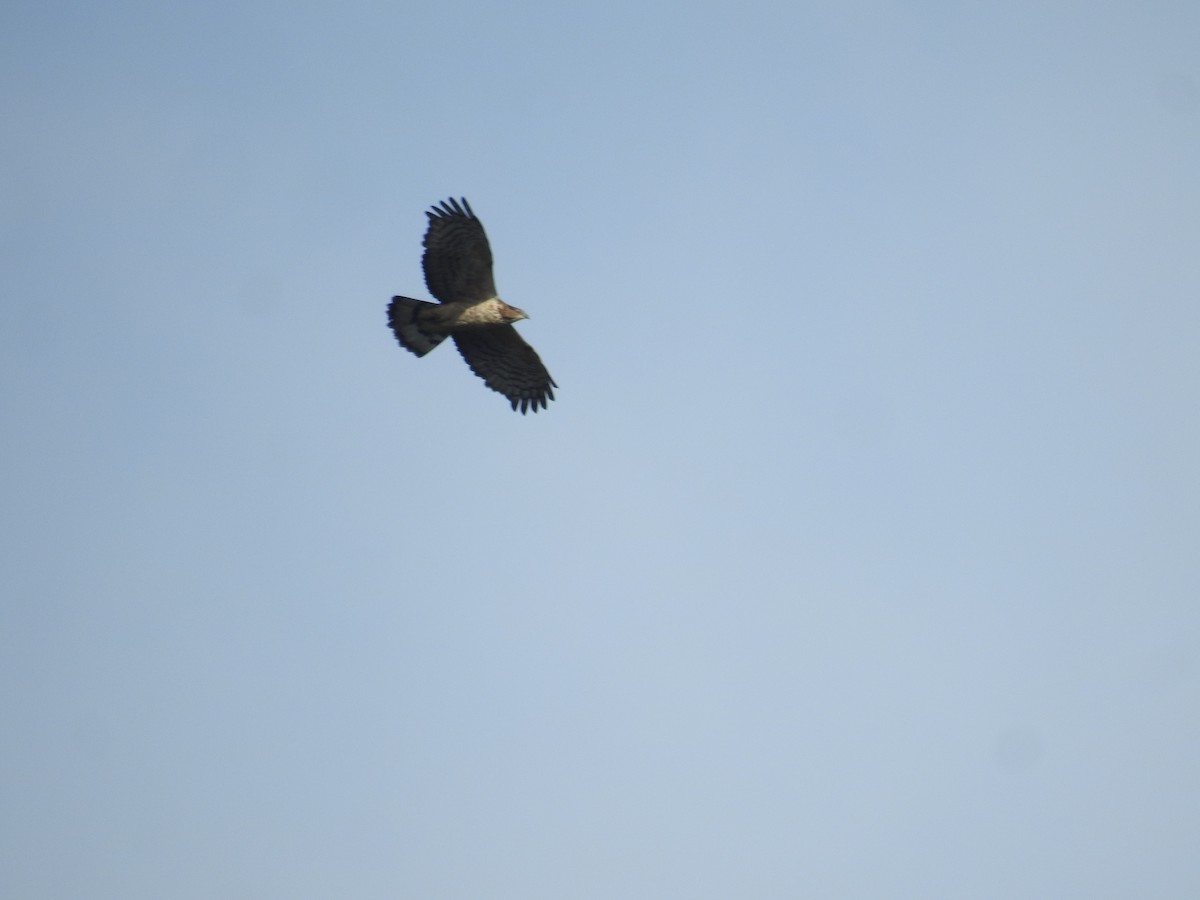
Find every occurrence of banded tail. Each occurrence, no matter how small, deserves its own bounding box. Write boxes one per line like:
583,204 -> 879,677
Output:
388,296 -> 448,357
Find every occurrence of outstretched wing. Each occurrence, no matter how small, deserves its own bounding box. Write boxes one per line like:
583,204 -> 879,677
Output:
452,328 -> 557,414
422,198 -> 496,304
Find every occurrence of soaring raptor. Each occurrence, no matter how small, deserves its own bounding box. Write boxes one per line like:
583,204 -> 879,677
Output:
387,198 -> 556,413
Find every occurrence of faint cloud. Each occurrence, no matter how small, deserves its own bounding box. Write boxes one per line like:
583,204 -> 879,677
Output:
992,725 -> 1045,773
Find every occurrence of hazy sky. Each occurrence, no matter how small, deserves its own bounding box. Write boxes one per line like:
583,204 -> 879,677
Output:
3,2 -> 1199,897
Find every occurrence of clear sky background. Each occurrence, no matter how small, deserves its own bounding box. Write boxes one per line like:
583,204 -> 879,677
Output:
2,2 -> 1198,897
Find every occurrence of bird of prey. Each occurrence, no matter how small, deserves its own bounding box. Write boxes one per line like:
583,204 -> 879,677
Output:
387,197 -> 556,413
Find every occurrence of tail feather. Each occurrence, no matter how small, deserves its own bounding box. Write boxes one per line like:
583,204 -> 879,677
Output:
388,296 -> 448,357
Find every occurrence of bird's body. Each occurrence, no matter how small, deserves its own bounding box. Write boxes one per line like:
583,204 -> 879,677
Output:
387,198 -> 556,413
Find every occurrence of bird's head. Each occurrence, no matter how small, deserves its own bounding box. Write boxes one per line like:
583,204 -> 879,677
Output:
497,301 -> 529,324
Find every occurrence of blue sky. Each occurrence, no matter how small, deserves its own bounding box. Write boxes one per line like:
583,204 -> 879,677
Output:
2,1 -> 1199,897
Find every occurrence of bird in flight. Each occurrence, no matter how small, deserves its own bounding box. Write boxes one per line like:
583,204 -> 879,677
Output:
387,198 -> 556,413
